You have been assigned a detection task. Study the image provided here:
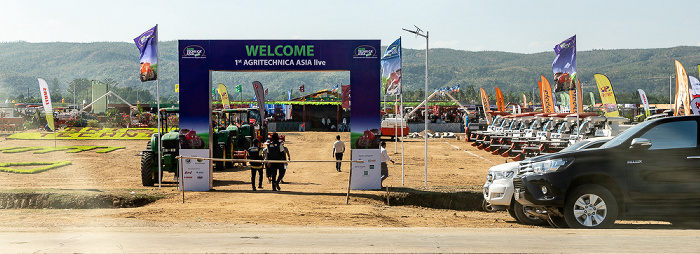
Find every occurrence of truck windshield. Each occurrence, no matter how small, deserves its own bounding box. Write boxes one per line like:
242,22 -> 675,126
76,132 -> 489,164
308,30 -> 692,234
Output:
599,120 -> 652,149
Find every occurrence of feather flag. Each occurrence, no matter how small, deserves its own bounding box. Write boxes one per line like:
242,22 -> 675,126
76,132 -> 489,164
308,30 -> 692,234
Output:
674,60 -> 691,116
252,81 -> 266,120
479,87 -> 493,124
495,86 -> 505,112
593,74 -> 620,117
638,89 -> 651,117
217,84 -> 230,109
299,84 -> 305,92
134,25 -> 158,82
38,78 -> 54,131
540,75 -> 556,113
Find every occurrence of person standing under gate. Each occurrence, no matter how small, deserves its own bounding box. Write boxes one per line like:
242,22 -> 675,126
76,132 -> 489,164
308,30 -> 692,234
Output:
332,135 -> 345,172
265,133 -> 285,191
380,141 -> 395,184
246,139 -> 264,191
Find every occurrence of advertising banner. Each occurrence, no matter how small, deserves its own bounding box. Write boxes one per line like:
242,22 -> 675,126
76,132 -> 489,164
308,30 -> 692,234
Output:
37,78 -> 54,131
594,74 -> 620,117
179,149 -> 211,191
350,149 -> 381,190
252,81 -> 266,120
552,35 -> 577,92
689,76 -> 700,99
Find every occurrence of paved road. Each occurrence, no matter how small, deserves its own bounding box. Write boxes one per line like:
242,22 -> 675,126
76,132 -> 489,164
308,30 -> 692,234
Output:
2,226 -> 699,253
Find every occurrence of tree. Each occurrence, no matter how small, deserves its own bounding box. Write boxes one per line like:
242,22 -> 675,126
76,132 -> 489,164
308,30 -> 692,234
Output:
50,77 -> 63,103
68,78 -> 91,104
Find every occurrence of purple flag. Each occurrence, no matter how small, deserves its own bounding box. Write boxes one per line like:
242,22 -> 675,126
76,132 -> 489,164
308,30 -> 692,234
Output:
134,25 -> 158,82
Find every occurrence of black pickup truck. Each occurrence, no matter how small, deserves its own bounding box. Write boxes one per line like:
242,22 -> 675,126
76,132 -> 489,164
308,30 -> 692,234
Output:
513,115 -> 700,228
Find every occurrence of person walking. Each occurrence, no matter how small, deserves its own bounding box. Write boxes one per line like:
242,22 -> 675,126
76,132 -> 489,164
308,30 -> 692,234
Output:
265,133 -> 285,191
380,141 -> 394,184
332,135 -> 345,172
277,145 -> 291,184
246,139 -> 264,191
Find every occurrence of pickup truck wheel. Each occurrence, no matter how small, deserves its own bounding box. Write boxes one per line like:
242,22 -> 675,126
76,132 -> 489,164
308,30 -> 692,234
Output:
514,201 -> 547,226
507,202 -> 518,221
564,184 -> 618,229
481,199 -> 495,212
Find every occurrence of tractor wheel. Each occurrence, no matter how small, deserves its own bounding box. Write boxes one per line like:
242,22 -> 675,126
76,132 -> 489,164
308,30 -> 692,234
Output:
213,144 -> 224,171
141,151 -> 155,186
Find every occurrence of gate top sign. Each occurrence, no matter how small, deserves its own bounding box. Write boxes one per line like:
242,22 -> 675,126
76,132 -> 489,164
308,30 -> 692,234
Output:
178,40 -> 381,147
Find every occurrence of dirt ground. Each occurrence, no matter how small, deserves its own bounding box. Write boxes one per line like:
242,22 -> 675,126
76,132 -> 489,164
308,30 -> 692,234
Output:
0,130 -> 675,229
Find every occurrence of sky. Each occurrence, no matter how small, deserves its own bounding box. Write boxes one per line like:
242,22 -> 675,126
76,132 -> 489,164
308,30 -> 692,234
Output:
2,0 -> 700,54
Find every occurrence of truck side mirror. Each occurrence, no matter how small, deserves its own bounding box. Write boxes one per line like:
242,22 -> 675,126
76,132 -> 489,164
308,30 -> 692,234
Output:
630,138 -> 652,150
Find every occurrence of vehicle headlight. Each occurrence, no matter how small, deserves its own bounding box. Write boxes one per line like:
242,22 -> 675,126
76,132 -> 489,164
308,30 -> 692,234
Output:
531,158 -> 571,175
492,170 -> 515,180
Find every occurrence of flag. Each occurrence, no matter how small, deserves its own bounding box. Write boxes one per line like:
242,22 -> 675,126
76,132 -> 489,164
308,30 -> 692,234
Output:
589,92 -> 595,106
134,25 -> 158,82
175,84 -> 179,93
381,38 -> 402,96
552,35 -> 576,92
495,86 -> 505,112
638,89 -> 651,117
479,87 -> 492,124
540,75 -> 556,114
265,88 -> 268,95
331,83 -> 339,93
252,81 -> 266,120
674,60 -> 691,116
569,79 -> 582,114
217,84 -> 230,109
594,74 -> 620,117
38,78 -> 54,131
341,84 -> 351,109
287,90 -> 291,101
299,84 -> 305,92
235,84 -> 242,93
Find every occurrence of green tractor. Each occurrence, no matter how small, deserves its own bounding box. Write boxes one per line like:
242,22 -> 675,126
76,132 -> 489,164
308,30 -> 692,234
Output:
212,108 -> 262,170
140,107 -> 205,186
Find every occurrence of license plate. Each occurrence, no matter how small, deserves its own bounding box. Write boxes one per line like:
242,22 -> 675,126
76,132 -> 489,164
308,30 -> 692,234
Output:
514,188 -> 520,200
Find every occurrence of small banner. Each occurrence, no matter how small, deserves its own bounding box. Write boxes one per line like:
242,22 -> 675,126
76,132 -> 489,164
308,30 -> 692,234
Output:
133,25 -> 158,82
38,78 -> 54,131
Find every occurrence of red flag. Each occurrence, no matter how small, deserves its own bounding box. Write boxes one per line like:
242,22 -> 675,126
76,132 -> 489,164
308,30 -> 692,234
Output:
299,84 -> 305,92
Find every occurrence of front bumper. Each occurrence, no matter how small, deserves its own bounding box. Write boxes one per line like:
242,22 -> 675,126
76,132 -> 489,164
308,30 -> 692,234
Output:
483,179 -> 514,208
512,173 -> 568,208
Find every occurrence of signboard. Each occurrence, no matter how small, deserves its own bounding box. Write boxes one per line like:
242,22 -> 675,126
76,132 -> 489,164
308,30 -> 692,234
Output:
350,149 -> 381,190
179,149 -> 211,191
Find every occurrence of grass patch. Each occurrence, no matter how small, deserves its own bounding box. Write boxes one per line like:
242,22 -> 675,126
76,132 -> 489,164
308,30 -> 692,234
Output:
0,161 -> 71,174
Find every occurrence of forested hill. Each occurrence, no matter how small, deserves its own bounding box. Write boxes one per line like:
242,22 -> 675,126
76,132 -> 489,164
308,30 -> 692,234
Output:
1,41 -> 699,104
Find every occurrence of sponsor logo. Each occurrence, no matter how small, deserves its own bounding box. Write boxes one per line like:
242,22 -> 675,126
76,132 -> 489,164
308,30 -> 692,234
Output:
185,159 -> 191,164
184,171 -> 193,174
353,45 -> 377,58
184,176 -> 193,179
182,45 -> 206,59
197,176 -> 203,179
601,86 -> 611,93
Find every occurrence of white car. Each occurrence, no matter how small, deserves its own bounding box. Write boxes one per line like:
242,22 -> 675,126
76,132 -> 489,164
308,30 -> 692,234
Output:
483,137 -> 611,225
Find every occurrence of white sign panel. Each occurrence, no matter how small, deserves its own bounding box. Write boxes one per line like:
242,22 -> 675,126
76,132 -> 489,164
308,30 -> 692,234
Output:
179,149 -> 212,191
351,149 -> 381,190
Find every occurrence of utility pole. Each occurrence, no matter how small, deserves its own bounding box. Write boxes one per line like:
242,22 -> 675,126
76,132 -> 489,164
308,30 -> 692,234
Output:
403,25 -> 429,187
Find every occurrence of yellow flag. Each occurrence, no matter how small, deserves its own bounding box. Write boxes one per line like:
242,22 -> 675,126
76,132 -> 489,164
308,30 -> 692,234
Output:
175,84 -> 179,93
594,74 -> 620,117
217,84 -> 230,109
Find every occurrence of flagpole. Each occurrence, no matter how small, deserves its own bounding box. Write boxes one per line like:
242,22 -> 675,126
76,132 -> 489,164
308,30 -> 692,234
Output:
155,24 -> 162,189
